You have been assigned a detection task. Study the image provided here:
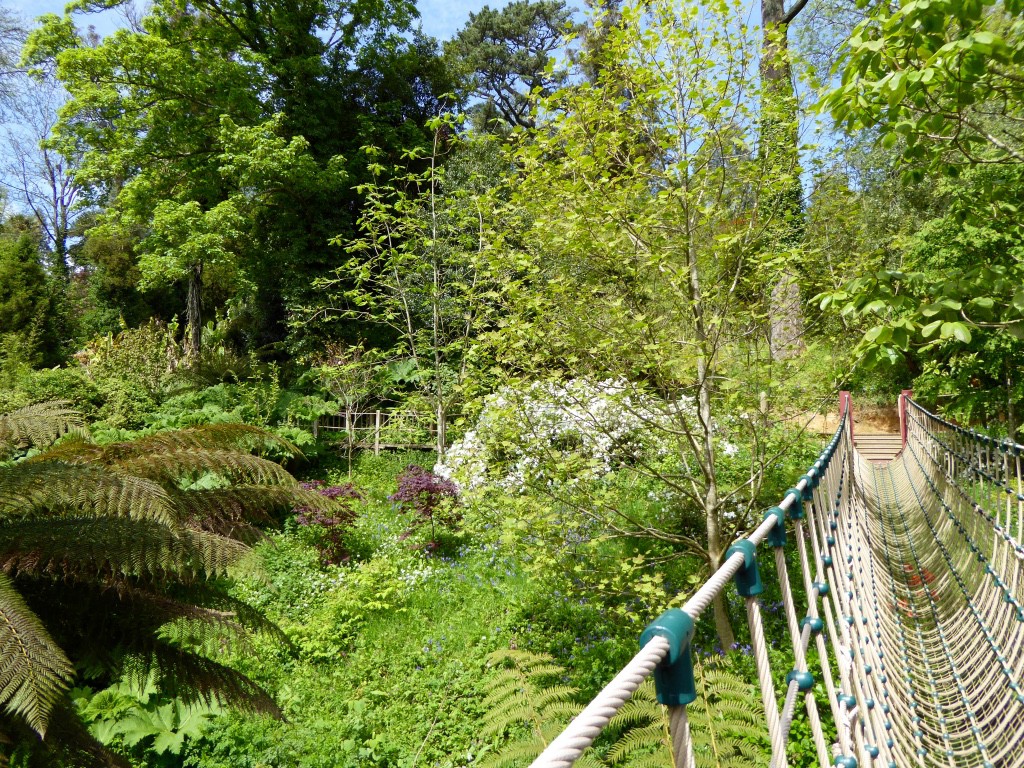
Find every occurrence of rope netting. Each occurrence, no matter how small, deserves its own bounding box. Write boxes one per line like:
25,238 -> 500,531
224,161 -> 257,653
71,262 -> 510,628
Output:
529,396 -> 1024,768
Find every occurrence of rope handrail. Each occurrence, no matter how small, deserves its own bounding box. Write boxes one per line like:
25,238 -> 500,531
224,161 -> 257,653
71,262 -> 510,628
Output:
529,405 -> 850,768
906,397 -> 1024,455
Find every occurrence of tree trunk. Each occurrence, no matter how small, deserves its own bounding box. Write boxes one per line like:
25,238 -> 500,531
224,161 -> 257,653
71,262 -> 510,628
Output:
186,262 -> 203,359
761,0 -> 806,360
1007,363 -> 1019,441
687,217 -> 736,648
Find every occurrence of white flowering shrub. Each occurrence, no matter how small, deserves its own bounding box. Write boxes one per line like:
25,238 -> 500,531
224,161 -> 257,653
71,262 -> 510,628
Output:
437,378 -> 712,493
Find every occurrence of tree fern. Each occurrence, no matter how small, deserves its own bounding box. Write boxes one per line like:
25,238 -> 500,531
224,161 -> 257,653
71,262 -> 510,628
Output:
606,657 -> 769,768
0,403 -> 82,457
0,404 -> 323,766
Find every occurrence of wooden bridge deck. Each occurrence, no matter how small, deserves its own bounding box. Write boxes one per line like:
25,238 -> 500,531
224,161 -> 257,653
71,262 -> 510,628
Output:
854,433 -> 903,463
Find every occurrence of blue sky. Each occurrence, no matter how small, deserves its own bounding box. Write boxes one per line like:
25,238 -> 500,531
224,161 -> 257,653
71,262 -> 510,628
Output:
11,0 -> 497,41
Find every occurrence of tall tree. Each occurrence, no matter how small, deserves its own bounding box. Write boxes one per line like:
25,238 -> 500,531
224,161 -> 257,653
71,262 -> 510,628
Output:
492,0 -> 817,647
761,0 -> 811,359
26,0 -> 454,358
446,0 -> 576,132
819,0 -> 1024,435
0,1 -> 23,106
2,75 -> 83,281
0,231 -> 61,367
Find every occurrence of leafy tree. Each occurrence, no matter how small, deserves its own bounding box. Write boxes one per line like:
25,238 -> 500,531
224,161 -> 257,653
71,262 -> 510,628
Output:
320,118 -> 502,453
0,404 -> 331,765
27,0 -> 454,358
488,0 -> 823,647
446,0 -> 576,132
819,163 -> 1024,436
827,0 -> 1024,170
0,231 -> 62,368
818,0 -> 1024,433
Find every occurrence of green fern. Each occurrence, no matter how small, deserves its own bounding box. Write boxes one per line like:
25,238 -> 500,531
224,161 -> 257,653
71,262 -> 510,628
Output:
479,650 -> 603,768
0,404 -> 322,766
0,402 -> 83,458
606,657 -> 769,768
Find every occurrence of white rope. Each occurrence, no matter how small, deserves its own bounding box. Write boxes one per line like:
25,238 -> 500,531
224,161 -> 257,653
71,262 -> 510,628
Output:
529,636 -> 669,768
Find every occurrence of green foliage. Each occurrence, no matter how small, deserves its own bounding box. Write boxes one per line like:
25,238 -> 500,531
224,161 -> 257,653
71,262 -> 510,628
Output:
0,403 -> 338,765
0,233 -> 62,369
445,0 -> 577,131
33,0 -> 455,356
605,659 -> 767,768
73,675 -> 222,761
817,163 -> 1024,434
318,119 -> 502,441
479,650 -> 592,768
827,0 -> 1024,171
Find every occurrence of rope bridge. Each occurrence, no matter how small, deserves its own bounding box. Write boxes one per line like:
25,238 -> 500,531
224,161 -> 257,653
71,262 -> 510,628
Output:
530,394 -> 1024,768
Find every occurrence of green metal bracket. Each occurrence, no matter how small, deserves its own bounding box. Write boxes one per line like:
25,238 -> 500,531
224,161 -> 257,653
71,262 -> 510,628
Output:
763,506 -> 786,547
640,609 -> 696,706
727,539 -> 763,597
800,474 -> 817,500
785,487 -> 804,519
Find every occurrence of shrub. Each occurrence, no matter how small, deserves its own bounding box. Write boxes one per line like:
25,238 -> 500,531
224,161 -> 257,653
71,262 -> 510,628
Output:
436,378 -> 705,493
389,465 -> 459,551
294,480 -> 363,565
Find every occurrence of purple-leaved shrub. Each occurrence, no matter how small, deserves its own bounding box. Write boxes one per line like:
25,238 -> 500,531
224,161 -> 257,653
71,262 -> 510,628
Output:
389,465 -> 459,552
295,480 -> 362,565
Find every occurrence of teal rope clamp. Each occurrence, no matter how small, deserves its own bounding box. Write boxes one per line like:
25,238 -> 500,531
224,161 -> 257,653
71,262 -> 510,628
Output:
800,473 -> 817,500
640,608 -> 696,706
784,487 -> 804,519
763,506 -> 786,547
726,539 -> 763,597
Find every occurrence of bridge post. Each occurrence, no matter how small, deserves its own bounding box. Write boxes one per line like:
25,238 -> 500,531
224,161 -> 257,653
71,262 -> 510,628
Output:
839,391 -> 853,443
899,389 -> 913,448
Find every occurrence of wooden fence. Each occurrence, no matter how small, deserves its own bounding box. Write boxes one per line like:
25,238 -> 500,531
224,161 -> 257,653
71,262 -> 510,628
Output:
312,410 -> 459,454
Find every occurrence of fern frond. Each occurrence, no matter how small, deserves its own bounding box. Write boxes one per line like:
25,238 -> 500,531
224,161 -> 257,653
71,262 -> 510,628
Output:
172,486 -> 335,542
606,723 -> 666,764
0,463 -> 177,526
479,737 -> 548,768
116,450 -> 297,487
620,755 -> 672,768
0,518 -> 246,581
124,644 -> 279,716
574,754 -> 606,768
0,402 -> 83,453
39,424 -> 299,464
486,649 -> 556,669
533,685 -> 578,709
0,573 -> 75,736
542,701 -> 583,720
481,700 -> 536,737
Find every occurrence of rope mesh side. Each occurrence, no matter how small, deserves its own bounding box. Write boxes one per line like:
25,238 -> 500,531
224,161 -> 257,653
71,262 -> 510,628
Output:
530,398 -> 1024,768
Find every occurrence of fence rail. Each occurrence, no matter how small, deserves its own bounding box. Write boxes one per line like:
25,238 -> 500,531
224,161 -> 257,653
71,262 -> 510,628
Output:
312,410 -> 460,454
